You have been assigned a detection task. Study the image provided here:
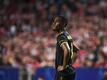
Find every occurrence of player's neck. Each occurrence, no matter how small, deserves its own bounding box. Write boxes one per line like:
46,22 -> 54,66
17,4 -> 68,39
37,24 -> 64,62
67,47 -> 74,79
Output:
56,31 -> 63,37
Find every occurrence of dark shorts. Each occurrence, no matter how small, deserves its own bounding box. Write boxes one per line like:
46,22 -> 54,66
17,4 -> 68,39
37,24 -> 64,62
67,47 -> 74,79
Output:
55,66 -> 76,80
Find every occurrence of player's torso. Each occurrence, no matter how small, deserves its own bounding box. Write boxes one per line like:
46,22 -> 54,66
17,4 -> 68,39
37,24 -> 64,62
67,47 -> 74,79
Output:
55,31 -> 73,68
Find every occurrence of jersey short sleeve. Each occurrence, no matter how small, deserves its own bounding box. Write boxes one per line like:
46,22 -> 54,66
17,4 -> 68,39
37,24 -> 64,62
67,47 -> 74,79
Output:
57,34 -> 67,46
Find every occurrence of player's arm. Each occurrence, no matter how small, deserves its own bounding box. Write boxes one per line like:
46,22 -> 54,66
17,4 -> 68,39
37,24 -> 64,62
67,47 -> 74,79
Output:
73,43 -> 80,53
72,43 -> 80,64
61,42 -> 70,67
57,42 -> 70,71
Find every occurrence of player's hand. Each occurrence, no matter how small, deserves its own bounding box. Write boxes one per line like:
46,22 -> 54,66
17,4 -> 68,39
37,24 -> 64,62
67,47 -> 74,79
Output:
57,66 -> 64,71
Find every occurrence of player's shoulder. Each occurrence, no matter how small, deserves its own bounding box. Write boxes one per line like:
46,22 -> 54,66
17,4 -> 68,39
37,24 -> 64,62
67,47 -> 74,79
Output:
57,31 -> 66,39
57,32 -> 68,45
64,31 -> 72,40
57,31 -> 72,41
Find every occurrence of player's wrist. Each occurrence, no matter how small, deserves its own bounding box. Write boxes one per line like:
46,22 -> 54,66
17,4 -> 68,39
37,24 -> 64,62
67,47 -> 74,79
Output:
57,66 -> 65,71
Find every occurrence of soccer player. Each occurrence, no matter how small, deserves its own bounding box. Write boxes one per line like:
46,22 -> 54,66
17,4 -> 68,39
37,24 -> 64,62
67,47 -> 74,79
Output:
51,16 -> 79,80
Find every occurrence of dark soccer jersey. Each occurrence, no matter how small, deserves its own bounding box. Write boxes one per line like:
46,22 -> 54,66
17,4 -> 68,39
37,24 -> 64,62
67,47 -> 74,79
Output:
55,31 -> 73,69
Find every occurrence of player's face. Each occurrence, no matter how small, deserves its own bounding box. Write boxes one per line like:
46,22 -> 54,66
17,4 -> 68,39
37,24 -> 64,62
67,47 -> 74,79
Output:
51,17 -> 61,31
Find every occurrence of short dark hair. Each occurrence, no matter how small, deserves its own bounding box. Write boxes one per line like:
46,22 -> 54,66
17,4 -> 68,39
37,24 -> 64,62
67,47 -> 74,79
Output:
57,16 -> 68,27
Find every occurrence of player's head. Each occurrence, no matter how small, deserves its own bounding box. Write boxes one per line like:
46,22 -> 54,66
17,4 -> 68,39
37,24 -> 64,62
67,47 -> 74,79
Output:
51,16 -> 68,32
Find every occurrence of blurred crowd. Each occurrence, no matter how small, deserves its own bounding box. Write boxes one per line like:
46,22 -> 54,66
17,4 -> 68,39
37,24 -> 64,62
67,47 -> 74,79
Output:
0,0 -> 107,71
